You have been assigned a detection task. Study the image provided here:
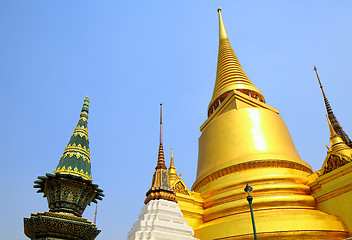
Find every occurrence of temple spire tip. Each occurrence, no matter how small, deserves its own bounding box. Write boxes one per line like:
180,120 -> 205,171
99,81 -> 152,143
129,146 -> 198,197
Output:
80,96 -> 89,120
217,8 -> 228,40
160,104 -> 163,144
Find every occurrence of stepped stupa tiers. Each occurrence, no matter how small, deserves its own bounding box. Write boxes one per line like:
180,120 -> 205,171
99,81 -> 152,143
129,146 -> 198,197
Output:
23,97 -> 104,240
128,104 -> 198,240
208,8 -> 265,117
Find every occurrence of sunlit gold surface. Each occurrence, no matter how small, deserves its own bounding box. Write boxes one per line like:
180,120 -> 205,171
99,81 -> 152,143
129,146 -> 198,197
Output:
168,148 -> 178,186
195,106 -> 311,183
310,162 -> 352,234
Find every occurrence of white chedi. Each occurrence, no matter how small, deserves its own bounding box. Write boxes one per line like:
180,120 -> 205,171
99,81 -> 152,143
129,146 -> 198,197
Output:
128,199 -> 198,240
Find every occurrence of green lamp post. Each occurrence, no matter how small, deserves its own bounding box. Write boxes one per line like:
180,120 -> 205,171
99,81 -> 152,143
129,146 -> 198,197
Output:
244,184 -> 258,240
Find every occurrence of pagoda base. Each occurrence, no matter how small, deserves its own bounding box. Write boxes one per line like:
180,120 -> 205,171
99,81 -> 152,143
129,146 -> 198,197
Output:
23,211 -> 100,240
128,199 -> 198,240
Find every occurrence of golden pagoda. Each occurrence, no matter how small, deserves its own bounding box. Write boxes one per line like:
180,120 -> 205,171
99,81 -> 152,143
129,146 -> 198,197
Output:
169,9 -> 351,240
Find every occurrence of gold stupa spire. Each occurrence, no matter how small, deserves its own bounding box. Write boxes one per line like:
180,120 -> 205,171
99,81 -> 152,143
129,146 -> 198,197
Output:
208,9 -> 264,116
314,66 -> 352,148
217,8 -> 228,40
320,116 -> 352,175
168,148 -> 178,186
327,116 -> 352,157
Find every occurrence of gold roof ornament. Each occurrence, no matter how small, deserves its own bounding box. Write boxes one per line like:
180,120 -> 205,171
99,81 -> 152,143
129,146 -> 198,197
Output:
168,148 -> 178,186
327,116 -> 352,157
320,116 -> 352,175
208,8 -> 264,116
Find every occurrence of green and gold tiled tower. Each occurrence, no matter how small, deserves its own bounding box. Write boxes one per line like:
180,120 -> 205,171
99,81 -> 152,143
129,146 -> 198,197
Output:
24,97 -> 104,240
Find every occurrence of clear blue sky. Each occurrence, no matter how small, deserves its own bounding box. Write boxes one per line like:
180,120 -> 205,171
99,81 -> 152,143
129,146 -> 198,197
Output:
1,1 -> 351,239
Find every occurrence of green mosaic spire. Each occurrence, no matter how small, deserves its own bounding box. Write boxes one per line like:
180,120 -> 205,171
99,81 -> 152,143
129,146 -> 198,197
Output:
54,96 -> 92,180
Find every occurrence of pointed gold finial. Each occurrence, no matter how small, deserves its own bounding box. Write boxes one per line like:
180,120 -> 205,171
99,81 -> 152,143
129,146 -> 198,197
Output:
170,148 -> 174,167
168,148 -> 178,186
217,8 -> 228,40
327,116 -> 339,139
327,115 -> 352,156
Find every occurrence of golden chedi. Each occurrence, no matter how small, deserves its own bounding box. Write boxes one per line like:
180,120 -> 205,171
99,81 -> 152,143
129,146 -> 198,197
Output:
184,9 -> 349,240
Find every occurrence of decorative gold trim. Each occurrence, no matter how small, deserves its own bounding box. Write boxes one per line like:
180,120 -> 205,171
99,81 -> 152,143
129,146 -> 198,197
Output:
30,211 -> 94,224
172,179 -> 191,196
315,182 -> 352,203
73,125 -> 88,137
61,144 -> 91,164
54,166 -> 92,181
144,187 -> 177,204
176,195 -> 203,207
79,116 -> 88,122
192,160 -> 312,192
212,230 -> 348,240
320,152 -> 351,175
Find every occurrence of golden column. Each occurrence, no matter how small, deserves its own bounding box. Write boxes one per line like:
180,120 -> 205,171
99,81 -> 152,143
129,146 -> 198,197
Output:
191,8 -> 349,240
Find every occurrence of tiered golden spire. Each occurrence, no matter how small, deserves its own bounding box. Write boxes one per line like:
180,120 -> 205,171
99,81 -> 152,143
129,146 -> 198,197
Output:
327,116 -> 352,157
168,148 -> 178,186
208,8 -> 264,116
145,104 -> 177,204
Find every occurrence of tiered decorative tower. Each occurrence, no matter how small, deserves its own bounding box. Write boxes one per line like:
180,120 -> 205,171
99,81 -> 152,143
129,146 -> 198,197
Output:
173,9 -> 350,239
314,66 -> 352,148
24,97 -> 104,240
128,104 -> 198,240
308,70 -> 352,235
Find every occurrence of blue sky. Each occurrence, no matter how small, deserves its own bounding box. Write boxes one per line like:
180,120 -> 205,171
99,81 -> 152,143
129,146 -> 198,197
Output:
1,1 -> 351,239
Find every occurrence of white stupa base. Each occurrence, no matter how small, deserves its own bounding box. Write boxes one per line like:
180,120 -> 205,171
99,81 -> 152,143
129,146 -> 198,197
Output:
128,199 -> 198,240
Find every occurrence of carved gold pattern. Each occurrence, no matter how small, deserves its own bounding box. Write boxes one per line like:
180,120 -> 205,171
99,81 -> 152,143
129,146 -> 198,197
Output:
174,181 -> 190,195
44,177 -> 96,217
192,160 -> 312,192
321,153 -> 351,175
144,187 -> 177,204
24,211 -> 100,240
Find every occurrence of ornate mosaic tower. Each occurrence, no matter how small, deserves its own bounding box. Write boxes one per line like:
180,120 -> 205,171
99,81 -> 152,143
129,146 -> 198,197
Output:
24,97 -> 104,240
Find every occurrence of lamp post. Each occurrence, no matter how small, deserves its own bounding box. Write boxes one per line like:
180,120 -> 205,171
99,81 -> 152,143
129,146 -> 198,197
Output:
244,184 -> 258,240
